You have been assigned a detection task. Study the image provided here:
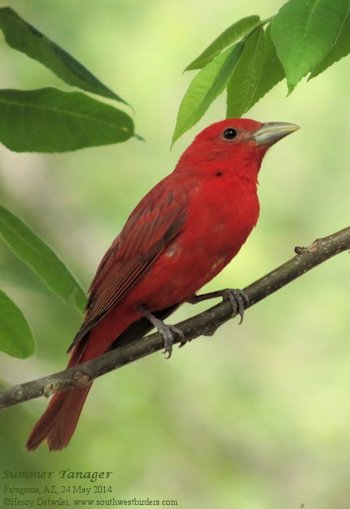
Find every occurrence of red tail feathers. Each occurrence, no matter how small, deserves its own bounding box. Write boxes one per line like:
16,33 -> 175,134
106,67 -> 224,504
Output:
26,385 -> 91,451
26,307 -> 138,451
26,330 -> 92,451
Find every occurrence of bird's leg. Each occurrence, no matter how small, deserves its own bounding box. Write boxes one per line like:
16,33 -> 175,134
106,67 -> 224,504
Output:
137,305 -> 185,359
188,288 -> 249,324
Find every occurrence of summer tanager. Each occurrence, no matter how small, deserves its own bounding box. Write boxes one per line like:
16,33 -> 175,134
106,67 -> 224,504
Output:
27,118 -> 298,451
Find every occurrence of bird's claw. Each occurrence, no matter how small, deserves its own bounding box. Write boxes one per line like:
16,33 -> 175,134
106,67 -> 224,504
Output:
158,323 -> 185,359
137,304 -> 185,359
220,288 -> 249,323
189,288 -> 249,323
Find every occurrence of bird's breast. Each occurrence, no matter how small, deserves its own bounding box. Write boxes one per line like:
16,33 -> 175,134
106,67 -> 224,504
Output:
133,177 -> 259,310
182,176 -> 259,259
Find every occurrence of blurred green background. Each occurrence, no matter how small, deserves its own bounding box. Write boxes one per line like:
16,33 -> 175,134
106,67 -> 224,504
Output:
0,1 -> 350,508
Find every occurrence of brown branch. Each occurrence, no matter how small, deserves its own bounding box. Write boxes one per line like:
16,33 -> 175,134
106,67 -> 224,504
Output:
1,226 -> 349,410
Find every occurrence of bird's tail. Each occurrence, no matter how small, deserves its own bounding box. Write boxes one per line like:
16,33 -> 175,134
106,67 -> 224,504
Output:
26,330 -> 95,452
26,384 -> 91,451
26,308 -> 138,452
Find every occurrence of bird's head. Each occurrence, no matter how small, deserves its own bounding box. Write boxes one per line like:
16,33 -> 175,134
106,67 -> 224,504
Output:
175,118 -> 299,181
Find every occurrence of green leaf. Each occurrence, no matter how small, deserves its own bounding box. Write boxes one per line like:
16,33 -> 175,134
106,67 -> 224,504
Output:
310,4 -> 350,78
185,15 -> 260,71
0,7 -> 127,104
250,25 -> 285,107
0,290 -> 35,359
226,27 -> 266,118
0,205 -> 86,312
0,88 -> 134,153
271,0 -> 350,92
173,42 -> 244,143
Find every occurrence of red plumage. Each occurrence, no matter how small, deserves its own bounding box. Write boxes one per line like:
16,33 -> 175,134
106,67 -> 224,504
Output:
26,118 -> 298,451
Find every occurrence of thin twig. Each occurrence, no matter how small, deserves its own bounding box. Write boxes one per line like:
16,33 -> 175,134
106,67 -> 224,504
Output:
0,226 -> 349,410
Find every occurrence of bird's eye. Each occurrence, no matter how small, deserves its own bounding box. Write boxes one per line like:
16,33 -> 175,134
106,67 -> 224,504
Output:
223,128 -> 237,140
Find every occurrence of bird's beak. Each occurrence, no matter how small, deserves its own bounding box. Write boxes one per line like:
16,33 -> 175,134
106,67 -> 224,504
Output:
252,122 -> 299,146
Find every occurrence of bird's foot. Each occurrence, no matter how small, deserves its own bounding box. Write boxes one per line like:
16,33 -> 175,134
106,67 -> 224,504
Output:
137,305 -> 185,358
189,288 -> 249,324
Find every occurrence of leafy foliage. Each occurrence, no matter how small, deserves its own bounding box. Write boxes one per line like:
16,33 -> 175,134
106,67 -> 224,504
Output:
173,43 -> 243,143
0,7 -> 126,104
0,88 -> 134,152
271,0 -> 350,92
226,27 -> 265,118
0,205 -> 86,312
0,290 -> 35,358
0,7 -> 130,358
175,0 -> 350,140
185,15 -> 261,71
310,3 -> 350,78
0,7 -> 134,153
250,25 -> 284,106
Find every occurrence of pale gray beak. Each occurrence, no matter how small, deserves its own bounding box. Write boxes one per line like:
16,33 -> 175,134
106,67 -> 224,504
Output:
253,122 -> 299,145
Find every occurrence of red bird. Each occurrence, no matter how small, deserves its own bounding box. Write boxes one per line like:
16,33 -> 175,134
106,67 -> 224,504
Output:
26,118 -> 298,451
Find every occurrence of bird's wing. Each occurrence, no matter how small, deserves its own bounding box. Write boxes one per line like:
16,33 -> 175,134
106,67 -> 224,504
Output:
69,177 -> 188,350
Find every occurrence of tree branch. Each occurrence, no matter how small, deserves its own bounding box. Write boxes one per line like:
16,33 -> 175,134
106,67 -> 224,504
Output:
1,226 -> 349,410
